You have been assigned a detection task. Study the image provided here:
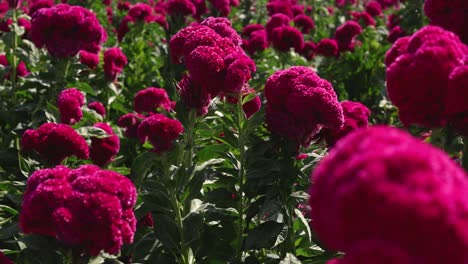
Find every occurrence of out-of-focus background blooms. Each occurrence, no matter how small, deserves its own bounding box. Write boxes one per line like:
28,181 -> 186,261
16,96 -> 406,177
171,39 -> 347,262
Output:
0,0 -> 467,263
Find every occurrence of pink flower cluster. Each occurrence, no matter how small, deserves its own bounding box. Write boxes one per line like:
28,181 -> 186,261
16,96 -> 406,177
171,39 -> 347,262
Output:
241,24 -> 268,55
20,165 -> 137,256
57,88 -> 85,125
170,17 -> 256,114
117,2 -> 166,41
320,101 -> 370,146
118,88 -> 183,152
424,0 -> 468,44
30,4 -> 106,58
264,66 -> 344,147
310,126 -> 468,264
21,123 -> 89,165
90,123 -> 120,166
265,13 -> 304,53
0,54 -> 29,79
386,26 -> 468,134
103,47 -> 128,81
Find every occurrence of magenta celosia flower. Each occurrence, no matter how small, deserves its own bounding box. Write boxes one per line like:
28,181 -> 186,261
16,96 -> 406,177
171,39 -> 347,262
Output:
225,87 -> 261,118
57,88 -> 85,125
351,11 -> 375,27
315,38 -> 338,57
28,0 -> 53,16
386,26 -> 468,128
301,41 -> 316,60
90,123 -> 119,166
208,0 -> 230,16
88,101 -> 106,116
384,36 -> 409,66
21,123 -> 89,165
265,13 -> 290,40
20,165 -> 136,256
177,74 -> 212,116
117,15 -> 133,42
309,126 -> 468,264
117,113 -> 145,138
386,13 -> 401,30
0,54 -> 29,79
271,25 -> 304,52
137,114 -> 184,152
293,14 -> 315,34
134,87 -> 173,114
118,1 -> 131,10
266,1 -> 293,18
387,26 -> 407,43
321,101 -> 370,146
30,4 -> 106,57
292,4 -> 304,16
365,1 -> 382,17
445,65 -> 468,136
335,0 -> 355,7
200,17 -> 242,46
242,27 -> 268,55
167,0 -> 195,16
334,21 -> 362,52
424,0 -> 468,44
265,66 -> 343,147
79,50 -> 99,69
128,3 -> 153,21
137,213 -> 154,228
103,47 -> 127,81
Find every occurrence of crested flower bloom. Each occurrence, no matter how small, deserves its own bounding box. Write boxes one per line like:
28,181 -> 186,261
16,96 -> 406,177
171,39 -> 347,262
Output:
21,123 -> 89,165
128,3 -> 153,21
134,87 -> 174,114
57,88 -> 85,125
271,25 -> 304,52
315,38 -> 339,57
293,14 -> 315,34
117,113 -> 145,138
387,26 -> 407,43
79,51 -> 99,69
265,66 -> 344,147
90,123 -> 119,166
310,126 -> 468,264
0,54 -> 29,79
386,26 -> 468,128
137,114 -> 184,152
301,41 -> 316,60
334,21 -> 362,52
170,17 -> 255,99
351,11 -> 375,27
88,101 -> 106,116
117,15 -> 133,42
321,101 -> 370,146
266,0 -> 293,18
20,165 -> 137,256
208,0 -> 231,16
30,4 -> 106,57
445,65 -> 468,136
28,0 -> 54,16
177,74 -> 212,116
265,13 -> 290,41
103,47 -> 128,81
166,0 -> 196,16
365,1 -> 382,17
242,25 -> 268,55
424,0 -> 468,44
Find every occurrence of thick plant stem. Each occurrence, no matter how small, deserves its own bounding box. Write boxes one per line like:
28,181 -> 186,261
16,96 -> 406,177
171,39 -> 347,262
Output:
235,92 -> 246,262
170,191 -> 190,264
10,8 -> 18,103
463,137 -> 468,172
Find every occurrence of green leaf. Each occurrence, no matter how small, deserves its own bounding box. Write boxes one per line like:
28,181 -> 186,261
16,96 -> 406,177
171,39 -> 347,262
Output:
244,221 -> 285,250
153,213 -> 181,250
279,253 -> 301,264
195,144 -> 228,163
130,152 -> 157,184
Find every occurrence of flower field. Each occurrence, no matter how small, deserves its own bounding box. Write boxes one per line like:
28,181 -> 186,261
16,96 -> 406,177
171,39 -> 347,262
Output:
0,0 -> 467,263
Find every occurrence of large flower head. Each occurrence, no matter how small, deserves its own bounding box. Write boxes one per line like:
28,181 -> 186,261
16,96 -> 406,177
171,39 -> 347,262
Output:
310,126 -> 468,264
20,165 -> 137,256
30,4 -> 106,57
103,47 -> 127,81
137,114 -> 184,152
134,87 -> 173,114
424,0 -> 468,44
386,26 -> 468,128
21,123 -> 89,165
265,66 -> 343,147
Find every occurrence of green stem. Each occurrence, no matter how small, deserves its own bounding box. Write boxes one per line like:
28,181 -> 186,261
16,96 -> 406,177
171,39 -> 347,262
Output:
279,183 -> 295,257
170,191 -> 189,264
183,110 -> 197,170
235,92 -> 246,262
462,137 -> 468,172
10,8 -> 18,103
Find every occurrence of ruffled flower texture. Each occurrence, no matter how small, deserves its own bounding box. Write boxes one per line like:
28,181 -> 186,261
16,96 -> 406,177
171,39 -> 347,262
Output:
117,113 -> 145,138
57,88 -> 85,125
137,114 -> 184,152
310,126 -> 468,264
386,26 -> 468,129
20,165 -> 137,256
424,0 -> 468,44
264,66 -> 344,147
104,47 -> 128,81
170,17 -> 255,112
334,20 -> 362,52
21,122 -> 89,165
321,101 -> 370,146
134,87 -> 174,114
242,24 -> 268,55
30,4 -> 106,58
79,50 -> 100,69
88,101 -> 106,117
90,123 -> 120,166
